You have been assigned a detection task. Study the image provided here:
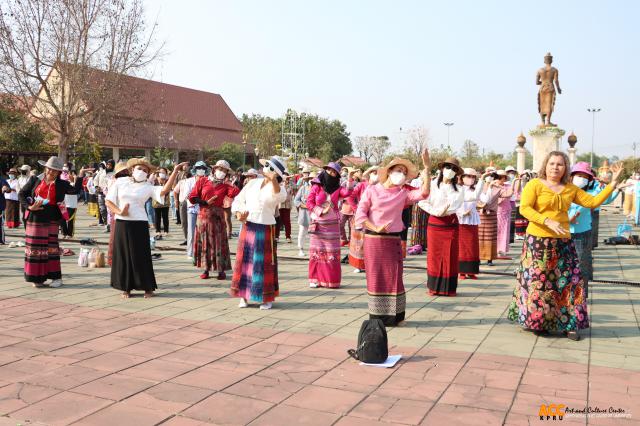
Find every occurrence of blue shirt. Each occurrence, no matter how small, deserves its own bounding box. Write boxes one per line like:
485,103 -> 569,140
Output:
569,184 -> 619,234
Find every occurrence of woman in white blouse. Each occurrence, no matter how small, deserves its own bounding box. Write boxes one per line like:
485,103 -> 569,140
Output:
106,158 -> 187,298
230,156 -> 287,310
456,168 -> 490,280
418,157 -> 465,296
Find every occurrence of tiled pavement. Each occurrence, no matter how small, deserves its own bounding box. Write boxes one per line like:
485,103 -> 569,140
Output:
0,205 -> 639,425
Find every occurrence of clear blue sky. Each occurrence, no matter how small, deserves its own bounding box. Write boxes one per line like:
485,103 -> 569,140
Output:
145,0 -> 640,159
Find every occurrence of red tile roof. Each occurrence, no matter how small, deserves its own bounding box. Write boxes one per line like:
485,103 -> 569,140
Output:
55,66 -> 243,151
340,156 -> 366,167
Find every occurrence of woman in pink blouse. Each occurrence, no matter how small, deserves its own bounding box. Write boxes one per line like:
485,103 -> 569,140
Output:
354,150 -> 431,326
307,162 -> 354,289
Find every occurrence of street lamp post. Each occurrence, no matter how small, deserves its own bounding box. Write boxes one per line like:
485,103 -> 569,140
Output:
443,122 -> 454,150
242,134 -> 247,171
587,108 -> 601,166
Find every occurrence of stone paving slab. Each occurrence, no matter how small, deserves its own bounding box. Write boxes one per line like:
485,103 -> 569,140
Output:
0,205 -> 638,425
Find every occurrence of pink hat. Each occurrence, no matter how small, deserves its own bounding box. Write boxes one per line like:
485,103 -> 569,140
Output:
570,161 -> 594,179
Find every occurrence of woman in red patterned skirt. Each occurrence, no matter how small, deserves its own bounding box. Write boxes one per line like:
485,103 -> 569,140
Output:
418,157 -> 465,296
189,160 -> 240,280
347,166 -> 379,273
354,150 -> 430,326
456,168 -> 488,280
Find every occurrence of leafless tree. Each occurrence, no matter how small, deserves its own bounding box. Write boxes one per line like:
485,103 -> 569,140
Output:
403,126 -> 431,160
355,135 -> 390,164
0,0 -> 163,161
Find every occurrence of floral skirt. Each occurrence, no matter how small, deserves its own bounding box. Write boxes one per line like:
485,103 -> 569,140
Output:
193,207 -> 231,273
309,219 -> 341,288
507,234 -> 589,331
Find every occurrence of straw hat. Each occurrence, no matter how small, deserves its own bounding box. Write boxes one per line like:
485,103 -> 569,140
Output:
461,167 -> 478,177
436,157 -> 462,175
505,165 -> 516,173
126,157 -> 156,173
38,156 -> 64,171
113,162 -> 129,177
20,164 -> 31,172
213,160 -> 231,172
378,158 -> 418,184
362,165 -> 379,179
243,168 -> 258,177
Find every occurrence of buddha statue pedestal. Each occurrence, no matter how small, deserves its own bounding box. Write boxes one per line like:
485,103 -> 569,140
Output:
529,126 -> 566,172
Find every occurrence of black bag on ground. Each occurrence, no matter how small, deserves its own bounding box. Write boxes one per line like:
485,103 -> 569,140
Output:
347,319 -> 388,363
604,236 -> 630,245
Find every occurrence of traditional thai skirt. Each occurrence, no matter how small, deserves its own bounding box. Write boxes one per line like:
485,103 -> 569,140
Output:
193,206 -> 231,273
24,213 -> 61,284
458,224 -> 480,274
410,204 -> 428,249
478,210 -> 498,261
348,228 -> 365,270
231,222 -> 278,303
365,232 -> 405,326
5,199 -> 20,228
507,234 -> 589,331
308,217 -> 341,288
427,214 -> 459,296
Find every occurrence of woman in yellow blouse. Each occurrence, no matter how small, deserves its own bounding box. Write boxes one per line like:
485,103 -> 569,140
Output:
507,151 -> 623,341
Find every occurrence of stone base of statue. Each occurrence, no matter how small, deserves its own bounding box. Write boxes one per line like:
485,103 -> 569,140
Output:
567,147 -> 577,167
529,126 -> 566,172
516,147 -> 527,173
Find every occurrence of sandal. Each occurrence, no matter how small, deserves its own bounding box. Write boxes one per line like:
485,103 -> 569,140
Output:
565,331 -> 580,341
144,292 -> 154,299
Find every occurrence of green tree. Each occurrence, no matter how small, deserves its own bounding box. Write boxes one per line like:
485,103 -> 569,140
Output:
576,152 -> 608,168
151,147 -> 174,167
206,142 -> 245,170
0,97 -> 52,154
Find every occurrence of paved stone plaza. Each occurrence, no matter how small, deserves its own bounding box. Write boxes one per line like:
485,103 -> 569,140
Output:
0,206 -> 639,425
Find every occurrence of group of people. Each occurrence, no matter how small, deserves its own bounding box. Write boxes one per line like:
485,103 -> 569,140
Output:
2,148 -> 629,340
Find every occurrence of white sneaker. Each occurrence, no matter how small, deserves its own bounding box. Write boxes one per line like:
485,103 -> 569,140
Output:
298,250 -> 305,257
49,279 -> 63,288
238,298 -> 248,308
309,282 -> 318,288
354,269 -> 361,273
260,302 -> 272,310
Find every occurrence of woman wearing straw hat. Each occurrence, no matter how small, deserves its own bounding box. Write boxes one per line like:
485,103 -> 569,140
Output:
188,159 -> 239,280
477,170 -> 504,266
456,168 -> 488,280
355,150 -> 430,326
418,157 -> 465,296
231,156 -> 287,309
18,156 -> 85,287
293,171 -> 316,257
307,162 -> 355,289
495,170 -> 519,259
106,158 -> 188,298
106,162 -> 130,266
4,168 -> 21,229
347,165 -> 379,272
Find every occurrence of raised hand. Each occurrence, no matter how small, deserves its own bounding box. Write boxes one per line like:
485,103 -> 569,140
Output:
610,162 -> 624,185
421,148 -> 431,169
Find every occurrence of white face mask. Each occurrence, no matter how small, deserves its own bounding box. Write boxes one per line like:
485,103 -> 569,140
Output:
369,173 -> 378,184
8,174 -> 16,179
158,173 -> 167,180
389,171 -> 406,186
195,169 -> 206,177
572,176 -> 589,189
442,168 -> 456,180
132,169 -> 147,182
262,166 -> 271,175
214,170 -> 226,180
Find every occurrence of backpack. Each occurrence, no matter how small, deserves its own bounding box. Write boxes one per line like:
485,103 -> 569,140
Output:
347,319 -> 388,364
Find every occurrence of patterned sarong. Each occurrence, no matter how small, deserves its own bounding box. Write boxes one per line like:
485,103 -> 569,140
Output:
231,222 -> 278,303
365,233 -> 405,326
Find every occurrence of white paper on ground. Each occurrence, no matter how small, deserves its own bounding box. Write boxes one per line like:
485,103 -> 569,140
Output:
360,354 -> 402,368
